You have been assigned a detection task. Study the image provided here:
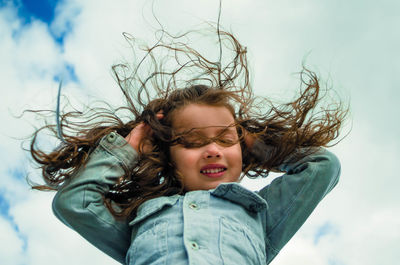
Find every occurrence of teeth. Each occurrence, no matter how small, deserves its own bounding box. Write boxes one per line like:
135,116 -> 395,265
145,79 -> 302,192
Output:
201,168 -> 225,174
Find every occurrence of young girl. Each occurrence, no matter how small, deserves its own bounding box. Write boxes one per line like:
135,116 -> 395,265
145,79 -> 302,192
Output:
30,27 -> 346,265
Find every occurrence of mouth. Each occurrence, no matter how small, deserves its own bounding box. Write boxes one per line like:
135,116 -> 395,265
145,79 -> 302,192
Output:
200,164 -> 227,178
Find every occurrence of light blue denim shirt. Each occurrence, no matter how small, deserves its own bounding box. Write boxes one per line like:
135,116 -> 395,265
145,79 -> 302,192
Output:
53,132 -> 340,265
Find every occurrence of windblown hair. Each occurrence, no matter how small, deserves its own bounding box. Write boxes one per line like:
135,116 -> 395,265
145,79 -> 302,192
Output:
29,26 -> 347,219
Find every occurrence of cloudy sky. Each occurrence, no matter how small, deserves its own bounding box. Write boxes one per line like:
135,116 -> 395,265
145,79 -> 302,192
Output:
0,0 -> 399,264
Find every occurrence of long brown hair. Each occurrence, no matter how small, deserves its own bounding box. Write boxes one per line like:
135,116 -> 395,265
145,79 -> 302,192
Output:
28,27 -> 347,219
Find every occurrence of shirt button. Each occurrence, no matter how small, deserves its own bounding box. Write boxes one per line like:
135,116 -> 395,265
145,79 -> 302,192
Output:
189,203 -> 198,210
107,132 -> 117,143
190,241 -> 199,250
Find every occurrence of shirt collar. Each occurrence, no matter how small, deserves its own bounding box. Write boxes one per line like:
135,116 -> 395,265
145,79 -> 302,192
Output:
211,183 -> 268,212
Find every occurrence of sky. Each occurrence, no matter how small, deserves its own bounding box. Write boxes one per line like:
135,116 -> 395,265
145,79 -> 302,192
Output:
0,0 -> 399,264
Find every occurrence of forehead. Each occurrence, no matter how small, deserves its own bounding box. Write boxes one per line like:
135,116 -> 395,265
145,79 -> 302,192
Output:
171,104 -> 235,131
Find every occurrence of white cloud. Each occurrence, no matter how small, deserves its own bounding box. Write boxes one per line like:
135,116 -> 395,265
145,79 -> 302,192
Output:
10,192 -> 119,265
0,217 -> 25,265
272,236 -> 332,265
0,3 -> 116,264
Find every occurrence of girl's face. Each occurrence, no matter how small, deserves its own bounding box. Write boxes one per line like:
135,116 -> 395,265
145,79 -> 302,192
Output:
169,103 -> 243,192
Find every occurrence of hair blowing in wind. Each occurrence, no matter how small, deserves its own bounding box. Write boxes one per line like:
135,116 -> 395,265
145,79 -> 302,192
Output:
28,22 -> 347,218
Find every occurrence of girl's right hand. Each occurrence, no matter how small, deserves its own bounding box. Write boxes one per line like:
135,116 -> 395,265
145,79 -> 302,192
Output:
124,112 -> 163,153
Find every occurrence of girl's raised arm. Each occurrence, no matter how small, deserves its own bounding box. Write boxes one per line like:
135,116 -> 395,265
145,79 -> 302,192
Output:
52,132 -> 138,264
255,145 -> 340,263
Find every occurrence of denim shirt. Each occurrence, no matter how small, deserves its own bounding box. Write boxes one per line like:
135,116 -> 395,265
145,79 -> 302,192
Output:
53,132 -> 340,265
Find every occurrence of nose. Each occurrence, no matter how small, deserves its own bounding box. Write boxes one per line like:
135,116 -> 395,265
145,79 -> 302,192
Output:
203,142 -> 222,159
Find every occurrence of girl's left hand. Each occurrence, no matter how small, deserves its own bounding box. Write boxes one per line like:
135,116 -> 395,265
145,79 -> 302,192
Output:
125,112 -> 163,153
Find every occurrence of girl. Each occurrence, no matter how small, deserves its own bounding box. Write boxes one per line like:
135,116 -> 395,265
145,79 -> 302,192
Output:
29,27 -> 346,264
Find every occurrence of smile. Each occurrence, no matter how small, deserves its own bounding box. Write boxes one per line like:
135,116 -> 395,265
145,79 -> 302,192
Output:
200,168 -> 226,174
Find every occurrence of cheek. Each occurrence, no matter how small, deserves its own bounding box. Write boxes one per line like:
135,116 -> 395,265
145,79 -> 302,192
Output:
170,147 -> 198,170
228,144 -> 243,173
230,144 -> 242,162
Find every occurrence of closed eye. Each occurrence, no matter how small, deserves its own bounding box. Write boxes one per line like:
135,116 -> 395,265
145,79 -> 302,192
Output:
172,124 -> 240,148
216,127 -> 238,141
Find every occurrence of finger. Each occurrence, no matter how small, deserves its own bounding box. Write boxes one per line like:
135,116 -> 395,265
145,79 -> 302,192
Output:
141,124 -> 153,138
156,111 -> 164,120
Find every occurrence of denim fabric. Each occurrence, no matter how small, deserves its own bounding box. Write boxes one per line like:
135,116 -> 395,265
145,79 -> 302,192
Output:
53,132 -> 340,265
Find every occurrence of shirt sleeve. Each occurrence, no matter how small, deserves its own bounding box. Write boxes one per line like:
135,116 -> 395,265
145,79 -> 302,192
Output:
255,144 -> 341,264
52,132 -> 138,264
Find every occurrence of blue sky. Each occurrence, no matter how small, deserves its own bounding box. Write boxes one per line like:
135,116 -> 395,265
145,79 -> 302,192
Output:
12,0 -> 57,23
0,192 -> 10,216
0,1 -> 399,265
4,0 -> 65,42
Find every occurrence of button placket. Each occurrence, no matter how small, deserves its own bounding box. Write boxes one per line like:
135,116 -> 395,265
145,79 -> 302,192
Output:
183,192 -> 211,261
